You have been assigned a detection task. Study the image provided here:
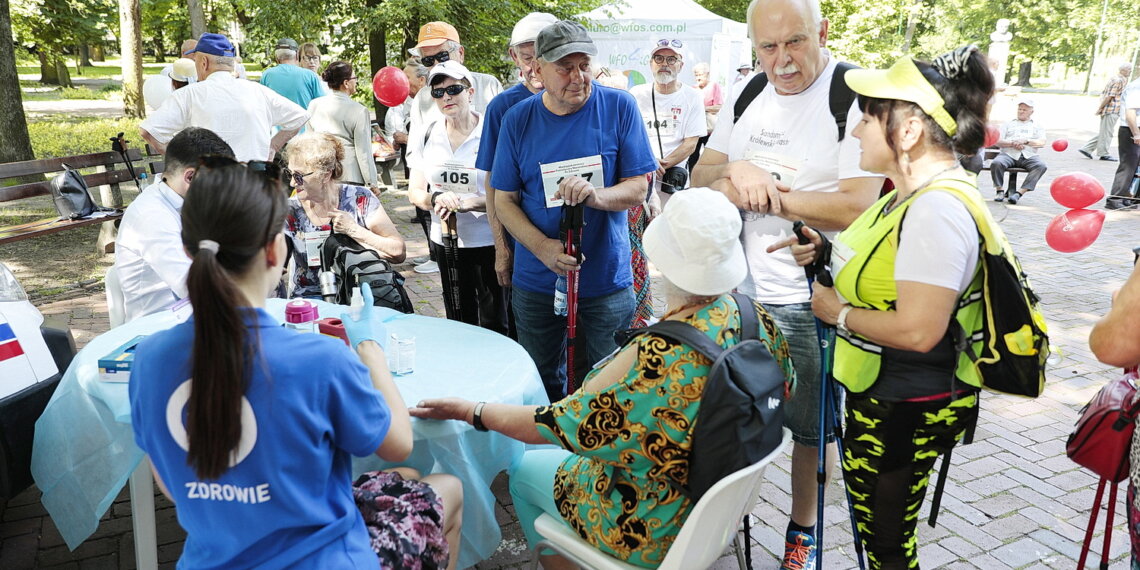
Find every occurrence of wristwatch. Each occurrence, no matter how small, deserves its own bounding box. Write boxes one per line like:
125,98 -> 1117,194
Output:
836,305 -> 854,335
430,192 -> 443,207
472,401 -> 489,432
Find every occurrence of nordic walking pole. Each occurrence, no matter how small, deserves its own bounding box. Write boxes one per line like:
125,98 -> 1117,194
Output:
561,203 -> 584,394
793,221 -> 866,570
443,214 -> 462,318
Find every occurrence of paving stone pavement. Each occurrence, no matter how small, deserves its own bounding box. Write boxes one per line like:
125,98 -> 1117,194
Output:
3,90 -> 1140,569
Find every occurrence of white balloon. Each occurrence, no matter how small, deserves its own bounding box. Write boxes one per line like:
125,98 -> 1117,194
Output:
143,75 -> 173,110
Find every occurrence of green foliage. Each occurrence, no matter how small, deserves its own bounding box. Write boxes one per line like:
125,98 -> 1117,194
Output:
27,116 -> 142,158
11,0 -> 116,59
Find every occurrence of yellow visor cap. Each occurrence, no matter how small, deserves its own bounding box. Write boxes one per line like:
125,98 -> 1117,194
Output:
844,57 -> 958,137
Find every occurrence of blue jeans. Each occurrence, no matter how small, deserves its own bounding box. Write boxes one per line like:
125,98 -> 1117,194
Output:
513,286 -> 635,402
762,301 -> 837,446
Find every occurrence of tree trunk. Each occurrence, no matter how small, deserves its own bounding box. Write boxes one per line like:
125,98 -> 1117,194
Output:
119,0 -> 144,118
366,0 -> 387,123
152,30 -> 166,63
1015,61 -> 1032,87
901,0 -> 919,53
92,44 -> 105,61
55,58 -> 71,87
39,51 -> 58,84
79,44 -> 92,67
0,0 -> 35,163
188,0 -> 206,40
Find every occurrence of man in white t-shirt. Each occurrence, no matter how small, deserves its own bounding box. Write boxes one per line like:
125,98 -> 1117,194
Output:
629,39 -> 706,196
1108,77 -> 1140,209
991,97 -> 1048,204
691,0 -> 882,566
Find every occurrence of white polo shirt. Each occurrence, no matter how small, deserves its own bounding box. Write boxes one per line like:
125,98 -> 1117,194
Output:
406,112 -> 493,248
114,179 -> 189,322
140,71 -> 309,162
629,83 -> 706,164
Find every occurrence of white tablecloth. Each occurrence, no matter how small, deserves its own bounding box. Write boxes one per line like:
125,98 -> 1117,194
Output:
31,298 -> 548,568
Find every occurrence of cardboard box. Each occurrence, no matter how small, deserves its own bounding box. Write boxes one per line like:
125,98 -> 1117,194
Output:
98,335 -> 146,383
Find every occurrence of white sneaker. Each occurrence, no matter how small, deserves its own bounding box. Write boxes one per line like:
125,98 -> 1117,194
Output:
410,255 -> 430,265
414,260 -> 439,274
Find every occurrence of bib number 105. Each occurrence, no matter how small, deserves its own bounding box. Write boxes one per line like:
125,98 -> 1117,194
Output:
440,171 -> 470,185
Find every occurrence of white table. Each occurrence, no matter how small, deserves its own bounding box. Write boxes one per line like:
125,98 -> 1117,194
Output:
31,298 -> 547,568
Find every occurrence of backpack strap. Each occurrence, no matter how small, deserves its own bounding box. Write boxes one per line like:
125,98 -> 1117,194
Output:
829,62 -> 859,142
639,294 -> 759,362
733,62 -> 860,143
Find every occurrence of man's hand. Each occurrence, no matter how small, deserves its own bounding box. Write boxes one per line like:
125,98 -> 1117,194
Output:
394,131 -> 408,145
554,175 -> 595,207
494,246 -> 513,287
537,237 -> 581,276
655,159 -> 668,178
725,161 -> 791,215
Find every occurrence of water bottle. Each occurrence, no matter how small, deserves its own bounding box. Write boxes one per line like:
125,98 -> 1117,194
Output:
553,274 -> 568,316
284,300 -> 320,333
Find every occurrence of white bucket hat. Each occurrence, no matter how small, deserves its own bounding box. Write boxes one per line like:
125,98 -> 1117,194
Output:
643,188 -> 746,296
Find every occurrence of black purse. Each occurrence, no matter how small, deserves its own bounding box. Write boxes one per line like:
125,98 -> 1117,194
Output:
49,165 -> 98,220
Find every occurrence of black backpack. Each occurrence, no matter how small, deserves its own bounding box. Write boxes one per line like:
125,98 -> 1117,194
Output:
320,231 -> 414,313
733,62 -> 859,141
629,293 -> 788,501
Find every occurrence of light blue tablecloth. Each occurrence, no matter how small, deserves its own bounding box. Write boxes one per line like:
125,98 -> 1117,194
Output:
31,299 -> 548,568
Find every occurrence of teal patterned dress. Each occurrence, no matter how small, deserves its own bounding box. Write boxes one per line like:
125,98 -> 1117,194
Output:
533,294 -> 796,567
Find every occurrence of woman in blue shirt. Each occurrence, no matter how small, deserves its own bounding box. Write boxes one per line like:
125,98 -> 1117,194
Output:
129,161 -> 462,569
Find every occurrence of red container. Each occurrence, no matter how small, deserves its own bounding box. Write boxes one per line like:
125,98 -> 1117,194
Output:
317,317 -> 349,345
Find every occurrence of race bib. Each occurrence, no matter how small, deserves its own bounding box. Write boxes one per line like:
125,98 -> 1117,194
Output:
643,110 -> 678,138
539,155 -> 605,208
430,160 -> 477,194
302,228 -> 330,268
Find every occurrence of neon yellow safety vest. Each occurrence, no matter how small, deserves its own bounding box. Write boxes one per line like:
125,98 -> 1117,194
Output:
831,172 -> 986,393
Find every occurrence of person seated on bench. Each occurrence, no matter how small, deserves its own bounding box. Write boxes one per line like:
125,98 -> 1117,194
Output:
114,127 -> 235,322
409,188 -> 796,569
991,97 -> 1048,204
283,133 -> 406,299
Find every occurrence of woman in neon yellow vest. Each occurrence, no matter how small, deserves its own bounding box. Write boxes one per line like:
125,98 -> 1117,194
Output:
774,46 -> 994,569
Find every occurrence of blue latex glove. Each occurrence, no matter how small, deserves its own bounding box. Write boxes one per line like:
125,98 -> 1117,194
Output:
341,284 -> 387,350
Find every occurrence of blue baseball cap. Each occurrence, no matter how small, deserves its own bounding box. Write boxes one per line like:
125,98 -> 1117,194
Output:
185,33 -> 236,57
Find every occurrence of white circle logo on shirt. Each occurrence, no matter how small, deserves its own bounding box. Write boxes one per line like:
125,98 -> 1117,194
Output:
166,380 -> 258,467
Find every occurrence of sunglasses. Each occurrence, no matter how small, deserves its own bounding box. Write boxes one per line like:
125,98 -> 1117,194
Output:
198,155 -> 283,181
656,39 -> 683,49
431,84 -> 467,99
421,50 -> 451,67
288,170 -> 315,186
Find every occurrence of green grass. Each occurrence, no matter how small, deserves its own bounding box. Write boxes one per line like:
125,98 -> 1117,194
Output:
27,116 -> 143,159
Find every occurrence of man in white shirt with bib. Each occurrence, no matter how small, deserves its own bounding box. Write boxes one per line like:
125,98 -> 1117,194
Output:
692,0 -> 882,567
629,39 -> 706,197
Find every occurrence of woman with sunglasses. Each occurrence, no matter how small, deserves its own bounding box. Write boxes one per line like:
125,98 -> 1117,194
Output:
306,61 -> 379,189
407,61 -> 507,332
284,132 -> 405,299
774,46 -> 994,569
129,162 -> 463,569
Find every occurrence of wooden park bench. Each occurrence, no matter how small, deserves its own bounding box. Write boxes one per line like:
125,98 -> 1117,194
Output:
0,148 -> 142,249
980,147 -> 1030,194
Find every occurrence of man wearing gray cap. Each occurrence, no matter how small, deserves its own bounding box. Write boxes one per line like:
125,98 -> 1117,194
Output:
477,11 -> 559,335
260,37 -> 324,110
491,20 -> 657,402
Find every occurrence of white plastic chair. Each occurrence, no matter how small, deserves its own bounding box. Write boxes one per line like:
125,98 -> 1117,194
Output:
105,266 -> 126,327
531,427 -> 792,570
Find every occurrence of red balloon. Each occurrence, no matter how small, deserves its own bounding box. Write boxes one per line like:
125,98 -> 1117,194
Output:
1049,172 -> 1105,209
1052,139 -> 1069,152
984,124 -> 1000,148
372,66 -> 410,108
1045,208 -> 1105,253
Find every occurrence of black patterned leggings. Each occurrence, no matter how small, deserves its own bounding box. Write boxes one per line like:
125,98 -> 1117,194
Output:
843,393 -> 979,569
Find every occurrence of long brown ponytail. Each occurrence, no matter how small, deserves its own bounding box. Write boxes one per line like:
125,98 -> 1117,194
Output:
180,164 -> 286,480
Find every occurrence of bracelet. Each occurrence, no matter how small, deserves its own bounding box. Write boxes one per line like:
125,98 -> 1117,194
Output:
472,401 -> 489,432
836,305 -> 854,335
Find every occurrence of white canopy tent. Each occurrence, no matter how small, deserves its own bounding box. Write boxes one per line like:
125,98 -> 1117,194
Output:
578,0 -> 750,90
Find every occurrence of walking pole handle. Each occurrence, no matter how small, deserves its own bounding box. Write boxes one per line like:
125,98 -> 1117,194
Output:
793,221 -> 833,287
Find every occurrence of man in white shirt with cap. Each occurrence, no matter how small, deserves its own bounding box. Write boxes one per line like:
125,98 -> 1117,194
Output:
991,96 -> 1048,204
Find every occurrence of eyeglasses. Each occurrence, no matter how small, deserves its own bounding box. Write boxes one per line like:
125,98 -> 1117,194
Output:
421,50 -> 451,67
303,55 -> 321,63
656,39 -> 683,49
198,155 -> 283,181
652,55 -> 681,65
288,170 -> 315,186
347,76 -> 358,82
431,84 -> 466,99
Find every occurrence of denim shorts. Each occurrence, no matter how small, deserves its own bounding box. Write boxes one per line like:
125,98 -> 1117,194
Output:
761,302 -> 837,446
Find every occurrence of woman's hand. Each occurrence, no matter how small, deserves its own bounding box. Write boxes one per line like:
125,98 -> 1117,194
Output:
433,191 -> 462,220
810,281 -> 844,325
766,225 -> 824,267
330,209 -> 361,236
340,285 -> 387,349
409,398 -> 476,423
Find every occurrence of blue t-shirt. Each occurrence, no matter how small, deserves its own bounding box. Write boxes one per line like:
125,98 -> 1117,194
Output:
260,64 -> 324,110
491,83 -> 656,298
130,308 -> 390,569
475,82 -> 538,172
